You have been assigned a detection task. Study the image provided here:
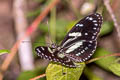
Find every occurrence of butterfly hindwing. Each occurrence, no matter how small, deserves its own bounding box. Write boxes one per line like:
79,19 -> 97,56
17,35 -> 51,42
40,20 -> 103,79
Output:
35,46 -> 76,67
63,40 -> 97,62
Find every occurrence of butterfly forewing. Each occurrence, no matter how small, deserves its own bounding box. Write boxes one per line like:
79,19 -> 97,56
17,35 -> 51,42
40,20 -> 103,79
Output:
60,13 -> 102,47
60,13 -> 103,62
35,13 -> 103,67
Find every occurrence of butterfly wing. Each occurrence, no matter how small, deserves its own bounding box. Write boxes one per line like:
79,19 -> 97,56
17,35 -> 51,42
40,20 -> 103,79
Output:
35,46 -> 76,67
35,13 -> 103,67
63,40 -> 97,62
60,13 -> 103,62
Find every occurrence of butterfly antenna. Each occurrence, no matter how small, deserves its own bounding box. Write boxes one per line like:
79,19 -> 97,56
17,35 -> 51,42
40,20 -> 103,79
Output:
46,21 -> 54,47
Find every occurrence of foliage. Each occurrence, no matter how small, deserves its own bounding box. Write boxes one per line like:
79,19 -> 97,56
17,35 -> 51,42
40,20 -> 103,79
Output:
0,49 -> 10,55
94,48 -> 120,76
17,68 -> 46,80
100,21 -> 114,36
46,62 -> 85,80
108,60 -> 120,76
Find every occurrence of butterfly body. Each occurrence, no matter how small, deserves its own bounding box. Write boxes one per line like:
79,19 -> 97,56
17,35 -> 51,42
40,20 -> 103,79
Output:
35,13 -> 103,67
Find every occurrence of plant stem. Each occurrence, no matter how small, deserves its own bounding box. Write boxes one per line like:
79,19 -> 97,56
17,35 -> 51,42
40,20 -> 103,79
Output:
86,53 -> 120,64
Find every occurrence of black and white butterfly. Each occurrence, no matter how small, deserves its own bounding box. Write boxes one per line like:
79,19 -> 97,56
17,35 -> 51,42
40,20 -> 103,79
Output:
35,13 -> 103,67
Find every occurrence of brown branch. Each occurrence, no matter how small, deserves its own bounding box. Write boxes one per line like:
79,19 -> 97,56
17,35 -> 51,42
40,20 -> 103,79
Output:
0,0 -> 60,79
30,74 -> 46,80
103,0 -> 120,41
86,53 -> 120,64
111,0 -> 119,11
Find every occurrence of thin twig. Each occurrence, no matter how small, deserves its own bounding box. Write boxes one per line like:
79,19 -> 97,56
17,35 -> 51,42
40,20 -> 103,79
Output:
86,53 -> 120,64
103,0 -> 120,41
30,74 -> 46,80
0,0 -> 60,79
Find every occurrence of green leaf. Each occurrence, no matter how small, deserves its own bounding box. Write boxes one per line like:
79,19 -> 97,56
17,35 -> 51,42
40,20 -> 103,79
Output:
17,68 -> 46,80
93,48 -> 120,76
0,49 -> 10,55
100,21 -> 114,36
46,62 -> 85,80
55,19 -> 70,43
37,19 -> 70,44
93,48 -> 116,70
108,62 -> 120,76
27,8 -> 41,18
38,23 -> 49,33
56,19 -> 70,34
34,0 -> 44,2
67,21 -> 76,30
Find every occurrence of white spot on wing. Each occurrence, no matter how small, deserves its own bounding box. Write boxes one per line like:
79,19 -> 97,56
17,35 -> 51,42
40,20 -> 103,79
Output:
41,47 -> 45,50
89,41 -> 93,43
66,42 -> 83,53
94,24 -> 98,26
93,20 -> 97,22
93,27 -> 97,30
97,14 -> 99,17
85,58 -> 88,60
36,48 -> 41,53
76,52 -> 81,56
86,17 -> 89,20
88,44 -> 92,46
90,53 -> 92,56
85,47 -> 88,50
81,50 -> 85,53
45,55 -> 48,58
98,17 -> 101,19
69,32 -> 82,37
88,55 -> 91,58
85,33 -> 88,35
89,17 -> 93,20
92,36 -> 95,39
76,24 -> 84,27
83,59 -> 85,61
99,20 -> 101,22
62,37 -> 76,47
93,33 -> 97,35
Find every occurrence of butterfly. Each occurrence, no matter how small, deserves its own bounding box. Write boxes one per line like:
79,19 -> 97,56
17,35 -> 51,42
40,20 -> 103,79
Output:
35,13 -> 103,67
